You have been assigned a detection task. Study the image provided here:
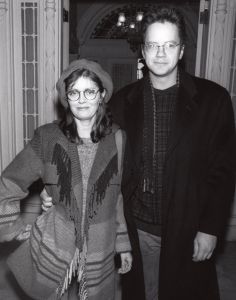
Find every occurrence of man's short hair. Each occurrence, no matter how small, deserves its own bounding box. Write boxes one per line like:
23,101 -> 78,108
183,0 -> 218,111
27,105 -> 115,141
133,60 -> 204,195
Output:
141,6 -> 187,45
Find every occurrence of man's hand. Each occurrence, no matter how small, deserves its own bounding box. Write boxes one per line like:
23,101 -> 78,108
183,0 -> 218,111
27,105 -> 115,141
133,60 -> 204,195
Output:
40,188 -> 53,212
118,252 -> 133,274
192,231 -> 217,262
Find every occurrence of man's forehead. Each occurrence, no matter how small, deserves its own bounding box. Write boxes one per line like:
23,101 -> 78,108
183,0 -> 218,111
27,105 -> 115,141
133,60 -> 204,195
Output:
145,22 -> 180,41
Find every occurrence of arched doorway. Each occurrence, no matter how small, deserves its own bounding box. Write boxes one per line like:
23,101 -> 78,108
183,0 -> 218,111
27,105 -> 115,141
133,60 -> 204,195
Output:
69,1 -> 200,92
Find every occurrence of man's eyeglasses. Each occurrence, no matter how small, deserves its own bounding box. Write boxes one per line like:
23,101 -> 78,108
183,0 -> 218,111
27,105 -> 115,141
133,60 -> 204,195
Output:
144,41 -> 181,53
67,88 -> 100,102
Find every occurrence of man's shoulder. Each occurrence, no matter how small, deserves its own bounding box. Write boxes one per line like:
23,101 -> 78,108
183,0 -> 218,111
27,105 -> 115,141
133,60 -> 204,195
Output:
109,79 -> 144,127
190,74 -> 229,96
185,74 -> 232,113
113,78 -> 144,98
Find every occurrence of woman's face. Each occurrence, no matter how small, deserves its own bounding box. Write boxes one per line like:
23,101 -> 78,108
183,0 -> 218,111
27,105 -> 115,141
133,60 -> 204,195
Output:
67,76 -> 105,123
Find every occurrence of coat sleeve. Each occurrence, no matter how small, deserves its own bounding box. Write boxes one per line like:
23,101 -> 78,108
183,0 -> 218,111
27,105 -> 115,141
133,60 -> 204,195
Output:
115,192 -> 132,253
199,90 -> 236,237
115,129 -> 132,253
109,89 -> 126,128
0,127 -> 45,241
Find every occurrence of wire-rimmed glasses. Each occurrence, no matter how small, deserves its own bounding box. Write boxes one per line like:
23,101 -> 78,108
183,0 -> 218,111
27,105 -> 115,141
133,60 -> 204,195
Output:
144,41 -> 181,54
67,88 -> 100,102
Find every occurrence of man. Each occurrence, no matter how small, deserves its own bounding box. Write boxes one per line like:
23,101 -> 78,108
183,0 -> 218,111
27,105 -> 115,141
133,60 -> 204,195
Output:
109,6 -> 236,300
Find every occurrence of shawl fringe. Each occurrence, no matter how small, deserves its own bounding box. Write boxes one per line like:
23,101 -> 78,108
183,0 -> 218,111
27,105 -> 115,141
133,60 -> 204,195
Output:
88,153 -> 118,219
52,143 -> 72,205
57,241 -> 88,299
51,143 -> 82,249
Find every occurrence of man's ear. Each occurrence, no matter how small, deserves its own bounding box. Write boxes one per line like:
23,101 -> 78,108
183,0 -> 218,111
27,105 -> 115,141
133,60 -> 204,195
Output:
179,45 -> 185,60
141,44 -> 146,60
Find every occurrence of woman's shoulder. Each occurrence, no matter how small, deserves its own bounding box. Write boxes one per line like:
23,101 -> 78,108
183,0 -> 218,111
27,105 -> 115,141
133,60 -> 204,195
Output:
32,121 -> 65,144
35,121 -> 61,135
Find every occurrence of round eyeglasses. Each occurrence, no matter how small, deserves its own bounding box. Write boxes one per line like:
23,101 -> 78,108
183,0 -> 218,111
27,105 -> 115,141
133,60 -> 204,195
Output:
66,88 -> 100,102
144,41 -> 180,53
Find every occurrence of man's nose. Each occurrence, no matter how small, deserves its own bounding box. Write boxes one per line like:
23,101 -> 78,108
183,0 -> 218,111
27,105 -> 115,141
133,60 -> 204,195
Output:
155,45 -> 166,55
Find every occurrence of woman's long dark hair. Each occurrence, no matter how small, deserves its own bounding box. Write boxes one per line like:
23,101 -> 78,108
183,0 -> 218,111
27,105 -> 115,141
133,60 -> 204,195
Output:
59,68 -> 112,144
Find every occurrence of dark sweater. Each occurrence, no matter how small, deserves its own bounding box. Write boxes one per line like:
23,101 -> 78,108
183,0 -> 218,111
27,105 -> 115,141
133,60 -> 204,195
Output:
134,84 -> 178,236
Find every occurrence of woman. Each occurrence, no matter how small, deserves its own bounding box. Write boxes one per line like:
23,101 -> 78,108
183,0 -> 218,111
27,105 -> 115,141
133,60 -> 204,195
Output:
0,59 -> 132,300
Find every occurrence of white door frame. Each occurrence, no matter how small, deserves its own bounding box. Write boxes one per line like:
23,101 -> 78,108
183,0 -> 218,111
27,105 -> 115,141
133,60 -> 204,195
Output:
197,0 -> 236,89
0,0 -> 62,171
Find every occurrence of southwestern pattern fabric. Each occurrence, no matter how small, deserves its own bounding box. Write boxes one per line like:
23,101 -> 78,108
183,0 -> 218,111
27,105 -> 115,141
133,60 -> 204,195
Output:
0,123 -> 131,300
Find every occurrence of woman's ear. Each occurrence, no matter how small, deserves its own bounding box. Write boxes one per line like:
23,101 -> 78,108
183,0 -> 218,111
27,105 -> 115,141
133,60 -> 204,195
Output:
101,89 -> 106,100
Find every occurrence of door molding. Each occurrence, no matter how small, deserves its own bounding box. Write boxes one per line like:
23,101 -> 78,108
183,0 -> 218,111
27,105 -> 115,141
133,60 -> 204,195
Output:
0,0 -> 15,170
205,0 -> 236,88
0,0 -> 62,171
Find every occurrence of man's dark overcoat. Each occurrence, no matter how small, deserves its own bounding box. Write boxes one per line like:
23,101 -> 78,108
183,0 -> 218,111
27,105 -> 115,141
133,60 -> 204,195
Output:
109,70 -> 236,300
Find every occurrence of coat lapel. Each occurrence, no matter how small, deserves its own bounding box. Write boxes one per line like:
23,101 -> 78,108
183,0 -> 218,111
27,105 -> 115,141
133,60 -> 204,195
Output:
124,80 -> 144,167
55,135 -> 84,206
50,132 -> 83,201
165,71 -> 198,161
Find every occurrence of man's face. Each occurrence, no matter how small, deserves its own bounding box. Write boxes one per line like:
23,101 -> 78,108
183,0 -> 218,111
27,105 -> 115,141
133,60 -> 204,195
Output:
142,21 -> 184,78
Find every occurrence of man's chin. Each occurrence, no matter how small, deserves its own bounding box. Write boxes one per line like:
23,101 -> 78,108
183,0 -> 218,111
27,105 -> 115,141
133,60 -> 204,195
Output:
150,69 -> 169,78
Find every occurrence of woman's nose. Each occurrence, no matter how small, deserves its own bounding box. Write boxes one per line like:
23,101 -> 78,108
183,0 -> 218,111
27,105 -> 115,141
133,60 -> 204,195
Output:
78,92 -> 87,103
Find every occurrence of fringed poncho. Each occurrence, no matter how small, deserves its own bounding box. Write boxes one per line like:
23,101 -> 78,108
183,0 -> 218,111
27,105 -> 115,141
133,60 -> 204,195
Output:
0,123 -> 131,300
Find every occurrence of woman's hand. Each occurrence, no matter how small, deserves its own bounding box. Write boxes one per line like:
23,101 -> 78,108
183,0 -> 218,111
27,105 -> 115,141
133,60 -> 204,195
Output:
40,188 -> 53,212
118,252 -> 132,274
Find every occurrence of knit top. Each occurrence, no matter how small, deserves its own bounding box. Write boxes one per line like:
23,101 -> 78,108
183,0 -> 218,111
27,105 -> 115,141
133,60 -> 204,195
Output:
78,138 -> 98,236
